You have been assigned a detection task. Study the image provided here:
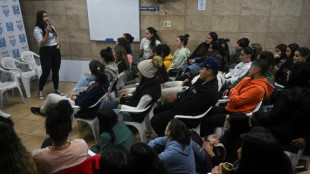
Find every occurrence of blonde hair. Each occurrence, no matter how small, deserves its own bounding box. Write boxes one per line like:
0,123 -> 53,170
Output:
152,55 -> 163,68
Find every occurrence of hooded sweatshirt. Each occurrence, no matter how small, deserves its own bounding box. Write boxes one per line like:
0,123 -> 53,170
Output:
148,136 -> 196,174
163,53 -> 174,70
226,77 -> 274,113
171,48 -> 191,69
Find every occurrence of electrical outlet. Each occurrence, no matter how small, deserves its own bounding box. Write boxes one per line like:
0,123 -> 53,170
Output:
164,21 -> 171,27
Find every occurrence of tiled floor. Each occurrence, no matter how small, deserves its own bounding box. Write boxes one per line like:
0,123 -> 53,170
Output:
2,80 -> 310,174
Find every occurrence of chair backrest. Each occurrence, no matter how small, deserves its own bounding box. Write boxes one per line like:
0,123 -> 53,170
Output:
0,67 -> 18,83
20,51 -> 39,64
116,70 -> 128,89
1,57 -> 18,70
90,93 -> 107,108
59,154 -> 101,174
284,146 -> 305,170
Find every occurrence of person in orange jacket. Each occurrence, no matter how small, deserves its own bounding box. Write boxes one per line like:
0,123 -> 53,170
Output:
200,59 -> 274,136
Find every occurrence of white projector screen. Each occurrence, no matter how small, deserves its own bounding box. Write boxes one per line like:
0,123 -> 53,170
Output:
86,0 -> 140,42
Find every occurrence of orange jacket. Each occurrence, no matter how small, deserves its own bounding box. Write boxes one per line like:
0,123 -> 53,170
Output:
163,53 -> 173,70
226,77 -> 274,113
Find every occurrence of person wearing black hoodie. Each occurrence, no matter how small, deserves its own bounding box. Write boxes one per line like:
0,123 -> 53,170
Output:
151,57 -> 220,136
254,62 -> 310,149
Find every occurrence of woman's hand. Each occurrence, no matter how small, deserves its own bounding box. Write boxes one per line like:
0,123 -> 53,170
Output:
222,89 -> 230,97
84,72 -> 89,76
291,138 -> 306,147
203,141 -> 216,157
117,104 -> 122,109
211,163 -> 223,174
46,23 -> 52,32
70,93 -> 79,100
274,53 -> 280,59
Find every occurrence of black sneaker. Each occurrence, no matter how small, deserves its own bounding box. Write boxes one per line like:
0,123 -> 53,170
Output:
30,107 -> 45,116
54,90 -> 64,96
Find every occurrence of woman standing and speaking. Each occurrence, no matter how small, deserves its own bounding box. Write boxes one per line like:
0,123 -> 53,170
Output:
34,10 -> 63,99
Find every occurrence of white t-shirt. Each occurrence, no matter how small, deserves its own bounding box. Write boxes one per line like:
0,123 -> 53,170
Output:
34,26 -> 58,47
140,38 -> 161,58
225,62 -> 252,84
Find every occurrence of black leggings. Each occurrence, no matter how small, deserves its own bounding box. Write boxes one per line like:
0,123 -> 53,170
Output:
39,46 -> 61,90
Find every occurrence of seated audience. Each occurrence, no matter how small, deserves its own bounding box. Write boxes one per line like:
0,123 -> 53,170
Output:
139,27 -> 161,59
0,116 -> 37,174
102,56 -> 162,123
148,119 -> 196,174
274,43 -> 298,87
192,113 -> 251,173
31,60 -> 109,119
72,47 -> 118,93
130,142 -> 170,174
225,47 -> 253,85
123,33 -> 135,58
254,62 -> 310,148
117,37 -> 133,64
100,148 -> 134,174
91,109 -> 135,154
211,127 -> 293,174
114,44 -> 131,73
201,59 -> 274,136
293,47 -> 310,64
217,38 -> 230,62
157,44 -> 173,70
229,38 -> 250,68
273,44 -> 287,65
32,100 -> 88,174
151,57 -> 220,136
170,34 -> 190,70
250,43 -> 262,61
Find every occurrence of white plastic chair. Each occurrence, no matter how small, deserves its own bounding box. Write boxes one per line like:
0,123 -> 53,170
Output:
284,146 -> 305,170
71,93 -> 107,144
0,67 -> 25,109
1,57 -> 37,98
300,153 -> 310,170
118,104 -> 152,143
20,51 -> 42,79
174,106 -> 213,135
214,99 -> 263,137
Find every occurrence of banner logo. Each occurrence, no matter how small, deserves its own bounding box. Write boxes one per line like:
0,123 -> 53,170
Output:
19,34 -> 25,43
12,5 -> 19,15
0,37 -> 6,48
12,48 -> 19,58
1,5 -> 9,17
6,22 -> 13,32
9,35 -> 16,46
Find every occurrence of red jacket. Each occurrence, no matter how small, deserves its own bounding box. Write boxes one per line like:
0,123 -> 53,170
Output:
226,77 -> 274,113
59,154 -> 101,174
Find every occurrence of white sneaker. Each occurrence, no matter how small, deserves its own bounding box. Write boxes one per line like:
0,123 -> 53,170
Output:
0,110 -> 11,118
38,91 -> 44,100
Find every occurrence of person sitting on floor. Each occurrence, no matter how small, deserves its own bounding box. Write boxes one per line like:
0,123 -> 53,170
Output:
32,100 -> 88,174
148,119 -> 196,174
151,57 -> 220,137
91,109 -> 135,154
30,60 -> 109,119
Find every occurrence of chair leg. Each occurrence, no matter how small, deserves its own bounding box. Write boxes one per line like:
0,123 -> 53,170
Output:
16,86 -> 25,103
90,120 -> 100,144
0,91 -> 4,110
21,77 -> 31,98
305,160 -> 310,170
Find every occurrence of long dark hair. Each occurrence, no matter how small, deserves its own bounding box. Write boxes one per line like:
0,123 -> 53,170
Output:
0,118 -> 37,174
296,47 -> 310,63
118,37 -> 132,54
97,109 -> 117,143
259,51 -> 275,78
237,127 -> 293,174
123,33 -> 134,44
168,119 -> 191,150
100,148 -> 134,174
188,42 -> 208,59
100,47 -> 114,63
208,32 -> 218,44
35,10 -> 57,38
89,60 -> 108,84
286,62 -> 310,88
287,43 -> 299,59
275,44 -> 287,59
130,143 -> 170,174
147,27 -> 161,49
114,45 -> 130,71
45,100 -> 73,142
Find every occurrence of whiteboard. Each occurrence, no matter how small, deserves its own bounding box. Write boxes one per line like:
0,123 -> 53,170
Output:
86,0 -> 140,42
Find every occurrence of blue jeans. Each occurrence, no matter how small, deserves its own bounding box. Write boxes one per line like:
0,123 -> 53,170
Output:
74,74 -> 94,90
102,99 -> 133,121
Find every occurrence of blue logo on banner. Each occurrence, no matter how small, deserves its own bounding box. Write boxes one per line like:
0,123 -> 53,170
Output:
1,5 -> 9,17
1,50 -> 9,57
17,24 -> 23,31
9,35 -> 16,46
6,22 -> 14,32
0,26 -> 3,35
0,38 -> 6,48
12,49 -> 19,58
19,34 -> 26,43
12,5 -> 20,15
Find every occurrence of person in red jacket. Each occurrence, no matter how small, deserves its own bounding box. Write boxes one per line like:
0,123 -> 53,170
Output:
201,59 -> 274,136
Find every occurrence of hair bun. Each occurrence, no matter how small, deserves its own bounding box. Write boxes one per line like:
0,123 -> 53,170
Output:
152,56 -> 163,68
184,34 -> 190,39
106,47 -> 112,52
